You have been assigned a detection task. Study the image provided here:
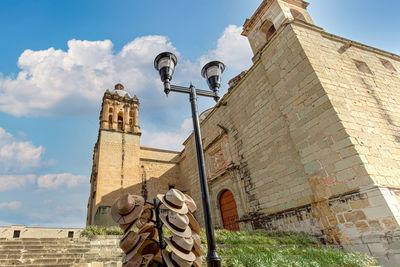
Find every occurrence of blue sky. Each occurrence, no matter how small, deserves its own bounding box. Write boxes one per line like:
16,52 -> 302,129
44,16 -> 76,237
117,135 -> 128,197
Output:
0,0 -> 399,228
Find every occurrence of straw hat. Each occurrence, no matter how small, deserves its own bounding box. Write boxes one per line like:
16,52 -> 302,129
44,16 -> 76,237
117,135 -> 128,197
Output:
165,235 -> 196,262
192,255 -> 203,267
136,204 -> 154,229
112,194 -> 144,224
191,234 -> 202,257
138,222 -> 158,240
160,212 -> 192,238
187,213 -> 200,235
162,250 -> 193,267
120,231 -> 150,261
184,194 -> 197,213
123,253 -> 154,267
157,189 -> 188,214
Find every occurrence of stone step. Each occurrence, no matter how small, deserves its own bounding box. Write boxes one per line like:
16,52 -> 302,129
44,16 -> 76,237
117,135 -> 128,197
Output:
0,244 -> 93,250
0,240 -> 91,245
0,255 -> 101,265
0,248 -> 92,254
0,252 -> 100,260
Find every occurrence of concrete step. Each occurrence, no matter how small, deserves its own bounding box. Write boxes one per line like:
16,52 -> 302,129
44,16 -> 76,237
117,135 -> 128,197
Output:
0,256 -> 100,265
0,248 -> 91,254
0,244 -> 93,250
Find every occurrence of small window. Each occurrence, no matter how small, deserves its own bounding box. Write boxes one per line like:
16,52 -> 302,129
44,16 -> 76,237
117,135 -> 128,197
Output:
169,185 -> 175,190
13,230 -> 20,238
354,60 -> 373,74
290,9 -> 306,22
380,58 -> 397,72
129,111 -> 134,117
260,20 -> 276,42
68,231 -> 74,238
109,108 -> 113,113
129,119 -> 133,127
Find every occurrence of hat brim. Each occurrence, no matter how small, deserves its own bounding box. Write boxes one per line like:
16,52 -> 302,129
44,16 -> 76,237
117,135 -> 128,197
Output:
123,253 -> 154,267
159,213 -> 192,238
157,194 -> 188,214
165,237 -> 196,262
112,197 -> 144,224
187,213 -> 200,235
136,205 -> 154,229
162,250 -> 193,267
193,255 -> 203,267
184,194 -> 197,213
124,232 -> 150,261
138,222 -> 158,240
192,236 -> 201,257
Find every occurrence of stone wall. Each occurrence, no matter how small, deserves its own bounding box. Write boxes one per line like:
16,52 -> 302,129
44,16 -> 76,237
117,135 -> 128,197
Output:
0,225 -> 82,239
178,15 -> 400,265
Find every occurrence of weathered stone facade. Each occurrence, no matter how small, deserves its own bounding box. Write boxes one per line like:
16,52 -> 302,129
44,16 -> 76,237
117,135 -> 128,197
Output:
87,0 -> 400,263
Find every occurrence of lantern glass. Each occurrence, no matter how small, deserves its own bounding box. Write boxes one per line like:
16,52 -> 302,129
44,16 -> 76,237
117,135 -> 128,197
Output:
206,65 -> 220,78
158,57 -> 175,72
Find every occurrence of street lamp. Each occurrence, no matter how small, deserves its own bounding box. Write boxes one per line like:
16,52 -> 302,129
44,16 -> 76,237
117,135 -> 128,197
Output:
154,52 -> 224,267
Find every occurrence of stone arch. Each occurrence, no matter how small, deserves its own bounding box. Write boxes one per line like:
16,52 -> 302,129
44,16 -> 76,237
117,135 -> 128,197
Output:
260,19 -> 276,42
290,9 -> 306,22
218,189 -> 240,231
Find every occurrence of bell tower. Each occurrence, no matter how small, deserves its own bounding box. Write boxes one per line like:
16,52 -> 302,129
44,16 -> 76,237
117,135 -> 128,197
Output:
87,83 -> 142,226
100,83 -> 140,134
242,0 -> 313,57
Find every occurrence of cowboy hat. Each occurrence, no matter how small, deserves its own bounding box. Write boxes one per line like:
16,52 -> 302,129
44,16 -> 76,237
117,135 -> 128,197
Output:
165,235 -> 196,262
138,222 -> 158,240
120,231 -> 150,261
123,253 -> 154,267
112,194 -> 144,224
136,204 -> 154,229
184,194 -> 197,213
157,189 -> 188,214
162,250 -> 193,267
160,211 -> 192,238
187,213 -> 200,235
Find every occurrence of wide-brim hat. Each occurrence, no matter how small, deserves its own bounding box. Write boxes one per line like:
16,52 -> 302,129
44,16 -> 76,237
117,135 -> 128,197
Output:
136,204 -> 154,229
192,234 -> 202,257
123,253 -> 154,267
120,231 -> 150,261
187,213 -> 200,235
160,212 -> 192,238
184,194 -> 197,213
138,222 -> 158,240
162,250 -> 193,267
157,189 -> 188,214
165,236 -> 196,262
112,194 -> 145,224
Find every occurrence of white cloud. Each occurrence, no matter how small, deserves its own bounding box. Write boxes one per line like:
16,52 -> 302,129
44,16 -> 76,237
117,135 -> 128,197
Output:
0,127 -> 42,174
200,25 -> 253,70
0,25 -> 252,117
0,174 -> 36,191
0,201 -> 22,210
37,173 -> 87,189
141,118 -> 193,151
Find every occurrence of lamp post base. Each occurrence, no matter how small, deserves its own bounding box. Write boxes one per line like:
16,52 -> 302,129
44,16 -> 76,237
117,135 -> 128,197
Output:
207,251 -> 222,267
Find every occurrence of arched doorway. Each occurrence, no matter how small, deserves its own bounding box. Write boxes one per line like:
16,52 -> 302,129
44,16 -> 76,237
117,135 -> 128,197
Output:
219,190 -> 240,231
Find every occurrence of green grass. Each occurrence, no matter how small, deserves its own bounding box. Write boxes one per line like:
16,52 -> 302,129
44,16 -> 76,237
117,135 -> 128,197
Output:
218,245 -> 376,267
81,226 -> 376,266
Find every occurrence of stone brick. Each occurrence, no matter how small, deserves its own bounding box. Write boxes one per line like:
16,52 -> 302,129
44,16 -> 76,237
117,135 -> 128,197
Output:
344,211 -> 367,222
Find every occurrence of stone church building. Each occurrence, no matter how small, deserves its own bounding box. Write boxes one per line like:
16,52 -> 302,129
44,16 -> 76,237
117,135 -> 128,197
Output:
87,0 -> 400,259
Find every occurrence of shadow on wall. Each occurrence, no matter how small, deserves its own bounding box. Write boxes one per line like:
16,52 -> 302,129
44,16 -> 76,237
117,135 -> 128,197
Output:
93,166 -> 180,227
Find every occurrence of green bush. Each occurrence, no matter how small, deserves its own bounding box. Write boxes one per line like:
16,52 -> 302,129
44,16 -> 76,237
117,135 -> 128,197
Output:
80,225 -> 123,237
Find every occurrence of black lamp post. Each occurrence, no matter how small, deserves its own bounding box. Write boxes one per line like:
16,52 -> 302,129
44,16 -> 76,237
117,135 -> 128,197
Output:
154,52 -> 224,267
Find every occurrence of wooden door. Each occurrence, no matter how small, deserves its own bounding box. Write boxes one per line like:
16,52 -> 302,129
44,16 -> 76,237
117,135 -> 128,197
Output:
219,190 -> 240,231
